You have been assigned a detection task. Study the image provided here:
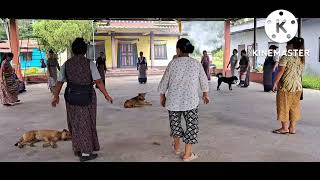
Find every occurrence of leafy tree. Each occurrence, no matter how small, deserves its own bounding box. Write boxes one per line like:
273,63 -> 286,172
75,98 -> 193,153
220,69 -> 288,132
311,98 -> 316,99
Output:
0,25 -> 6,40
18,19 -> 35,39
32,20 -> 93,54
0,19 -> 8,40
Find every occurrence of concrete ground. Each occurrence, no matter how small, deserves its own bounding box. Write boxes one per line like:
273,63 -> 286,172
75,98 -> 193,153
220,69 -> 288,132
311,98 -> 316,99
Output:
0,75 -> 319,162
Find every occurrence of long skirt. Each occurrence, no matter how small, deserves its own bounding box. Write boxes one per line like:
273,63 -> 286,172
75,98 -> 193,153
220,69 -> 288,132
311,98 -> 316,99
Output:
138,64 -> 147,83
244,67 -> 250,87
0,75 -> 18,105
203,64 -> 211,80
65,89 -> 100,154
263,65 -> 273,92
276,90 -> 302,122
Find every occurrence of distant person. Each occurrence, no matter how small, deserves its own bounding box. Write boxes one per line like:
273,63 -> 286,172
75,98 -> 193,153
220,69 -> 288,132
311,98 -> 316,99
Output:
263,45 -> 279,92
227,49 -> 238,77
96,52 -> 107,88
47,50 -> 60,95
201,50 -> 211,81
0,53 -> 20,106
51,38 -> 113,162
158,38 -> 209,162
237,50 -> 250,87
272,37 -> 304,135
137,51 -> 148,84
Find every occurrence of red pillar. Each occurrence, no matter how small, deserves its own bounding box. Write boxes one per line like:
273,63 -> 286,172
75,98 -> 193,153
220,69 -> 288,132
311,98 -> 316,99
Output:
9,18 -> 22,80
223,20 -> 231,75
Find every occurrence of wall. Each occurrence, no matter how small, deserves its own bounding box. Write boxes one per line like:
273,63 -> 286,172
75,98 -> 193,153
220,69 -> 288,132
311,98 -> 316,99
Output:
301,18 -> 320,74
57,50 -> 68,65
20,48 -> 46,69
153,36 -> 178,67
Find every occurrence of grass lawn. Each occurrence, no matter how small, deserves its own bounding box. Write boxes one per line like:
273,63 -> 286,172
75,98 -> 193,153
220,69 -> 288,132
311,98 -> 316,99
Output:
303,75 -> 320,90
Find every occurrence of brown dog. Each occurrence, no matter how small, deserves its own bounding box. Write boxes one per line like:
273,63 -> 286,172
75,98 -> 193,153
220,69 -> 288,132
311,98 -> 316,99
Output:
14,129 -> 72,148
124,93 -> 152,108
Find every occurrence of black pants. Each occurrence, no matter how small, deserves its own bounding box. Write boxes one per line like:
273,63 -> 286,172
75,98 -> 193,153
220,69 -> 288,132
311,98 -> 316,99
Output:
168,106 -> 199,144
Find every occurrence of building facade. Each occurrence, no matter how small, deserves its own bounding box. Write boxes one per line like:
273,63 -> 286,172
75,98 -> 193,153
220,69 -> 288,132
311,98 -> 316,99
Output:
91,20 -> 182,69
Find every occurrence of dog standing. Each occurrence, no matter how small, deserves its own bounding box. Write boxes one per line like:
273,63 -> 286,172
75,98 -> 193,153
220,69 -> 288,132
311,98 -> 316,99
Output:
124,93 -> 152,108
14,129 -> 71,148
216,73 -> 238,91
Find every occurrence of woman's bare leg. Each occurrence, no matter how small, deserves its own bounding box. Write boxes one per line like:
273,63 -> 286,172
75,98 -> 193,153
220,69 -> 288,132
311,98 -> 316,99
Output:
173,137 -> 180,152
183,144 -> 192,158
289,121 -> 296,134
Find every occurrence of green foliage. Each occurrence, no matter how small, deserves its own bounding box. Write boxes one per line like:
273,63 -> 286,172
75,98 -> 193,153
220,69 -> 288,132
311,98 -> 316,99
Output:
18,20 -> 35,39
32,20 -> 93,53
212,49 -> 224,69
303,75 -> 320,90
0,25 -> 6,40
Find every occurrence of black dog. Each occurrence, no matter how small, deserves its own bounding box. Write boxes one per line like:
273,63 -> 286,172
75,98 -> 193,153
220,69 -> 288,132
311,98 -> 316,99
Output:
216,73 -> 238,91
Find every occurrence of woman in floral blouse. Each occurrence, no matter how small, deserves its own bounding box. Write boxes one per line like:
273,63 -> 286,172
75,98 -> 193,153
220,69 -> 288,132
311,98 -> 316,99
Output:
158,38 -> 210,161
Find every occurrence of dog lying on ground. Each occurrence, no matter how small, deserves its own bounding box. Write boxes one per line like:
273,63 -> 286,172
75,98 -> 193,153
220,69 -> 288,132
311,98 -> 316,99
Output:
14,129 -> 71,148
216,73 -> 238,91
124,93 -> 152,108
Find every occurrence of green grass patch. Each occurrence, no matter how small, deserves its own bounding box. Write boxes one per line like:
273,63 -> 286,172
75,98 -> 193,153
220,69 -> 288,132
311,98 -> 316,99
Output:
303,75 -> 320,90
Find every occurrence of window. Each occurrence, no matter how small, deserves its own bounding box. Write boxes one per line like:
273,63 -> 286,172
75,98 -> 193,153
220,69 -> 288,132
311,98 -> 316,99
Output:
20,52 -> 32,61
154,44 -> 167,60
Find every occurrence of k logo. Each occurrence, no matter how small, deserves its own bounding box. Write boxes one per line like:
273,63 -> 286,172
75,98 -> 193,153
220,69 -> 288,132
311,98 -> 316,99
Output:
265,9 -> 298,43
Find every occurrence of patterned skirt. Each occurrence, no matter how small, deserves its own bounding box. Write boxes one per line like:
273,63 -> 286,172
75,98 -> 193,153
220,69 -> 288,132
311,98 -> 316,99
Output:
0,75 -> 18,104
65,89 -> 100,154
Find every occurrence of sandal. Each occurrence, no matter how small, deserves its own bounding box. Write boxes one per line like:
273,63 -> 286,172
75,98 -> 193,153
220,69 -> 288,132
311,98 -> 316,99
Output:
171,142 -> 181,155
272,129 -> 289,134
182,153 -> 198,162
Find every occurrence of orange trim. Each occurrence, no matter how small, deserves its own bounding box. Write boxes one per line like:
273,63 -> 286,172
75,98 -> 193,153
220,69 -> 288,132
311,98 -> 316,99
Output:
223,21 -> 231,75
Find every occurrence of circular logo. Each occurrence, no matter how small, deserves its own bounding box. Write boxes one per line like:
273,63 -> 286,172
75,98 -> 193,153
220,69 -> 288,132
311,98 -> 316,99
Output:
265,9 -> 298,43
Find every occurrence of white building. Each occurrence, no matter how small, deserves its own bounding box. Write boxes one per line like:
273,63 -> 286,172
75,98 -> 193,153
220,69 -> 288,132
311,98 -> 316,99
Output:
231,18 -> 320,75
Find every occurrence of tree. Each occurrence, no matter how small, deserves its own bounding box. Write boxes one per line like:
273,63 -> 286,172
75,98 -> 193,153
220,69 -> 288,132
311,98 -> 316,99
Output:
32,20 -> 93,54
0,19 -> 8,40
0,25 -> 6,40
18,19 -> 35,39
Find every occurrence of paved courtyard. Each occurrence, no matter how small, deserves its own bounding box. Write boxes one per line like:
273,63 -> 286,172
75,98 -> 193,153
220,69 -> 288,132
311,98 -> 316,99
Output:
0,75 -> 319,162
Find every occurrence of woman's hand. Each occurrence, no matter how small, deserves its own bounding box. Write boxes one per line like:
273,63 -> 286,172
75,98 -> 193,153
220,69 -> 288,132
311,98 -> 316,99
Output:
51,96 -> 60,107
105,94 -> 113,104
160,94 -> 166,107
202,93 -> 210,104
272,82 -> 278,92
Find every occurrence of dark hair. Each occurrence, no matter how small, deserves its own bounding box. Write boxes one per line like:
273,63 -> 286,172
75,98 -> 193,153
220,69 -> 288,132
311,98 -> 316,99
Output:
241,50 -> 246,55
287,37 -> 305,63
233,49 -> 238,54
140,51 -> 143,55
72,38 -> 87,55
6,52 -> 13,58
203,50 -> 207,54
0,53 -> 13,65
176,38 -> 194,54
49,49 -> 54,53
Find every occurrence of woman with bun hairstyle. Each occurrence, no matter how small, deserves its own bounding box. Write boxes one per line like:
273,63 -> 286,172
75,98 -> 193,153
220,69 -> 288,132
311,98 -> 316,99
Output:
158,38 -> 210,161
